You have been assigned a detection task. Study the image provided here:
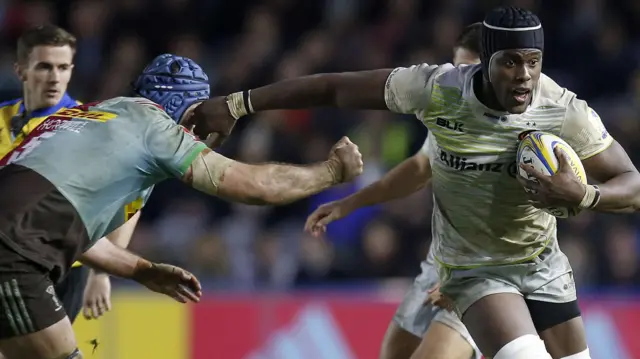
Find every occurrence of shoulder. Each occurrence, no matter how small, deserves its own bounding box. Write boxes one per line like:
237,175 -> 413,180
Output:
388,62 -> 457,87
0,98 -> 22,119
436,63 -> 477,88
385,63 -> 458,113
533,73 -> 581,111
96,97 -> 170,119
0,98 -> 22,109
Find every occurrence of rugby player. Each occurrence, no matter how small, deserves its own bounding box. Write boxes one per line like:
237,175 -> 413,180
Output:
0,24 -> 141,352
0,53 -> 363,359
190,6 -> 640,358
305,22 -> 483,359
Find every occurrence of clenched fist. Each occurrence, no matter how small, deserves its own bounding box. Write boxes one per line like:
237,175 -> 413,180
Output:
188,96 -> 238,148
326,136 -> 364,183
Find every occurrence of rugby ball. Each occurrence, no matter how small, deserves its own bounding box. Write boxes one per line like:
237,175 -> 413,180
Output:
517,131 -> 587,218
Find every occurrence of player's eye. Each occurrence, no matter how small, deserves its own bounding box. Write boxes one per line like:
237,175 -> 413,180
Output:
35,63 -> 53,70
528,59 -> 540,67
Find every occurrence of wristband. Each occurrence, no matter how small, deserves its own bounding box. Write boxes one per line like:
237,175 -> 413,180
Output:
226,90 -> 254,120
588,185 -> 601,209
578,184 -> 600,210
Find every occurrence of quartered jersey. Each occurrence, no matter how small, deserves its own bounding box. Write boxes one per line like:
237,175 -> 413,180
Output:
386,63 -> 613,268
0,97 -> 206,244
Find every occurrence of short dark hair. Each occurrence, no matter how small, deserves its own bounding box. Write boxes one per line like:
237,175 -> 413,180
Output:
454,22 -> 482,55
17,24 -> 77,64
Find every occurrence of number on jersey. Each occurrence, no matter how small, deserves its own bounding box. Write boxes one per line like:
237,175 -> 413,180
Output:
2,131 -> 56,165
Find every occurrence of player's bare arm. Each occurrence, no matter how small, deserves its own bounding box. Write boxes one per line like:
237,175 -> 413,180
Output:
183,136 -> 363,205
79,237 -> 201,303
519,102 -> 640,214
306,150 -> 431,235
190,69 -> 392,143
82,211 -> 141,319
580,142 -> 640,212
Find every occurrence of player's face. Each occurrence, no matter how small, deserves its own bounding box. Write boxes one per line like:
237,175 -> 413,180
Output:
17,45 -> 74,110
453,47 -> 480,66
488,49 -> 542,114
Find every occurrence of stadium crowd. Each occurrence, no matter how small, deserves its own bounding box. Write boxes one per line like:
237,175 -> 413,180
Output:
0,0 -> 639,291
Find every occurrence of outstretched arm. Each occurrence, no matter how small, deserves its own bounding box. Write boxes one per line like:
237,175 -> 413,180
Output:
342,151 -> 432,211
182,137 -> 363,206
80,238 -> 201,303
248,70 -> 392,110
305,143 -> 432,234
189,64 -> 444,142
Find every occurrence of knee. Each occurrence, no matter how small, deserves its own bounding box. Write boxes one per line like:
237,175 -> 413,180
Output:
494,334 -> 552,359
560,349 -> 591,359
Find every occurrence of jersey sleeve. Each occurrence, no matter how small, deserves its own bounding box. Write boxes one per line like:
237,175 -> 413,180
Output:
141,103 -> 207,178
384,63 -> 442,114
559,98 -> 614,160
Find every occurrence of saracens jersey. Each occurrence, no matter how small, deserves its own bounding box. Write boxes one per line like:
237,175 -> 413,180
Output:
385,63 -> 613,267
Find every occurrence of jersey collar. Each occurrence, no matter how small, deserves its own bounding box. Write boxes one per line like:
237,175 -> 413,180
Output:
18,93 -> 77,119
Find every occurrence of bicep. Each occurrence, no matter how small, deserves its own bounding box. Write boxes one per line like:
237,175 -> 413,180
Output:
582,141 -> 637,183
181,149 -> 265,204
331,69 -> 393,109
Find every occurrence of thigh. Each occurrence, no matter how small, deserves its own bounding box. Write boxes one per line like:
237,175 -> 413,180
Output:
379,321 -> 422,359
393,262 -> 440,337
55,265 -> 90,324
462,293 -> 538,357
528,300 -> 586,358
0,248 -> 76,358
412,313 -> 477,359
0,317 -> 77,359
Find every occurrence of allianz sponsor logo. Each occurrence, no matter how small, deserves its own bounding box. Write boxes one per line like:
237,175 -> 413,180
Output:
438,148 -> 518,178
245,304 -> 356,359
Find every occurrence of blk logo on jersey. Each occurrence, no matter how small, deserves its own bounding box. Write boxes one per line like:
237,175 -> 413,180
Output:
438,149 -> 518,178
435,118 -> 464,132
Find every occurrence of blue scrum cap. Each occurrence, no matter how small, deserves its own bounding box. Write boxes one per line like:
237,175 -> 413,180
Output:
132,54 -> 210,123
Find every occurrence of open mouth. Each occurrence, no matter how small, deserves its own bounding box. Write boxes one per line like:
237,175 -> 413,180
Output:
512,88 -> 531,104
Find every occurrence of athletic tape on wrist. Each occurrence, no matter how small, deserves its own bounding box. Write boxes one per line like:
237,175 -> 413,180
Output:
226,91 -> 254,120
226,92 -> 247,120
578,184 -> 598,210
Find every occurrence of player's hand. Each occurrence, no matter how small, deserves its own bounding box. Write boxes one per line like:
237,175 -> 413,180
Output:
517,147 -> 586,208
326,136 -> 364,183
305,199 -> 356,236
189,96 -> 238,148
424,283 -> 455,312
132,262 -> 202,303
82,271 -> 112,320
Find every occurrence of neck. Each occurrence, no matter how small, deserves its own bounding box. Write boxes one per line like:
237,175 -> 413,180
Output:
473,72 -> 505,112
21,90 -> 49,114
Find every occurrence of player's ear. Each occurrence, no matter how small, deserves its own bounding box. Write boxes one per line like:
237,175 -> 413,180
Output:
14,62 -> 27,82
